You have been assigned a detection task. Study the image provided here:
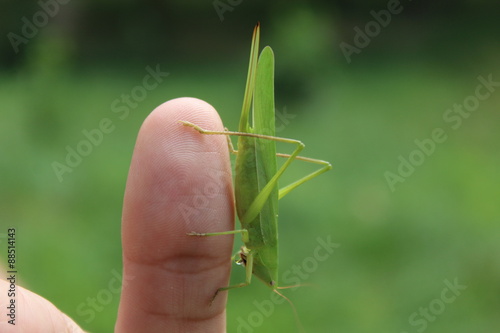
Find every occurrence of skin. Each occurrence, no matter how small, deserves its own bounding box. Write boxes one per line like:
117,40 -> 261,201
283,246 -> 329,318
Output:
0,97 -> 234,332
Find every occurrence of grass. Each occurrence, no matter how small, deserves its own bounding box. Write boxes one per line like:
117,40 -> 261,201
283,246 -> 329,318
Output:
1,53 -> 500,332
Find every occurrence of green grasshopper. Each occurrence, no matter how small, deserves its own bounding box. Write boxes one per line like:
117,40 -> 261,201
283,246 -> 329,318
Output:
181,23 -> 331,308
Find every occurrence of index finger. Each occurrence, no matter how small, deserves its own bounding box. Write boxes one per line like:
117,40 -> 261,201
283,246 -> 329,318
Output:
115,97 -> 234,333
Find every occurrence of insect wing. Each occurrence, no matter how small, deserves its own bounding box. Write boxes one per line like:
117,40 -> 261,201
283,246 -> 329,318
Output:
253,46 -> 278,247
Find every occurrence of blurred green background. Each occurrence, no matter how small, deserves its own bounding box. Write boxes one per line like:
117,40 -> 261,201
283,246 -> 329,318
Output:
1,1 -> 499,332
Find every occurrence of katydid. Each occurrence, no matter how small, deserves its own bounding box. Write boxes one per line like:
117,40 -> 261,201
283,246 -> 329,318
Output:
180,23 -> 331,309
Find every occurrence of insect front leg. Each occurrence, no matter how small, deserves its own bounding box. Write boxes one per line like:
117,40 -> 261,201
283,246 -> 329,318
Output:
188,229 -> 253,304
210,247 -> 254,304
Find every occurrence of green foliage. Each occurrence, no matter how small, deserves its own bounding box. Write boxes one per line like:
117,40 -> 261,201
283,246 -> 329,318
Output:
1,4 -> 500,332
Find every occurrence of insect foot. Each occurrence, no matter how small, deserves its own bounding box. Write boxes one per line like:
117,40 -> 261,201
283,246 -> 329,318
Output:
178,120 -> 205,133
186,232 -> 205,236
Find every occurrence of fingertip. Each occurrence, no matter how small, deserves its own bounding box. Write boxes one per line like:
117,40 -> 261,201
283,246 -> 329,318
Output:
123,96 -> 234,255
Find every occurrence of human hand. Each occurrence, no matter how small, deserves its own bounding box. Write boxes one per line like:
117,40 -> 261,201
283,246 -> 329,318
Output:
0,97 -> 235,332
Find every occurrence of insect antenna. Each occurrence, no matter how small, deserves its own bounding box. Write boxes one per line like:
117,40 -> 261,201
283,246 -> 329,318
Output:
273,288 -> 305,333
277,283 -> 314,289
